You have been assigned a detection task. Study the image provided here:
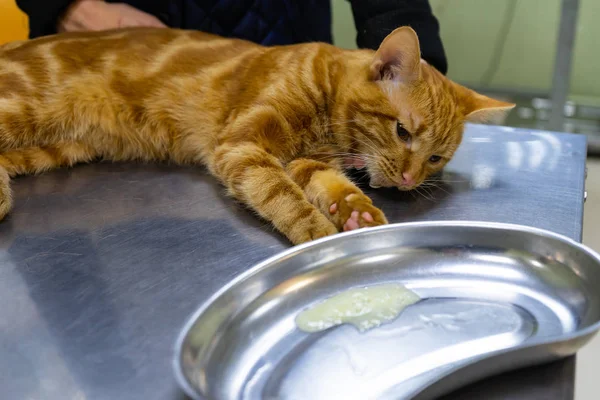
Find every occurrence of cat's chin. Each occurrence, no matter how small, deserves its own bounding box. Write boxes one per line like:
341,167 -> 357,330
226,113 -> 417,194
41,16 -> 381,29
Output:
368,176 -> 395,189
369,181 -> 412,191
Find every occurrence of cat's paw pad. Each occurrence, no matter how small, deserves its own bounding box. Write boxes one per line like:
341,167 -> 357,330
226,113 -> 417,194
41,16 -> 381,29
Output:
329,193 -> 387,231
343,210 -> 376,231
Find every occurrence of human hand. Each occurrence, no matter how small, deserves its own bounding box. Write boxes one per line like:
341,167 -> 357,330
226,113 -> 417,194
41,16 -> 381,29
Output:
59,0 -> 167,32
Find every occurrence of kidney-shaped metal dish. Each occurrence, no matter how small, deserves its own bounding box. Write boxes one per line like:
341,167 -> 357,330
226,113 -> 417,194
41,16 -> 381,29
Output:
174,221 -> 600,400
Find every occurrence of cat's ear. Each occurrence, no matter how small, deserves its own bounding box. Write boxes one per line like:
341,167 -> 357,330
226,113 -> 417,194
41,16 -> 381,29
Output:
370,27 -> 421,84
460,89 -> 516,124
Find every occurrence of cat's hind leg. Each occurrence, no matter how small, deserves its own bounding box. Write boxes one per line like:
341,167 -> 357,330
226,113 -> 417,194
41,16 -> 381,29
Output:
0,142 -> 96,220
286,158 -> 388,232
210,142 -> 338,245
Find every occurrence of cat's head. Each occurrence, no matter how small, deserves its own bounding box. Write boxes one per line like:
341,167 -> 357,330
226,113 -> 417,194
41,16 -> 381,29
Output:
336,27 -> 515,190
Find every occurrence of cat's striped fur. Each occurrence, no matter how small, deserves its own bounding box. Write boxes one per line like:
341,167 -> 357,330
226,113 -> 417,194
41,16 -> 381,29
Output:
0,27 -> 513,244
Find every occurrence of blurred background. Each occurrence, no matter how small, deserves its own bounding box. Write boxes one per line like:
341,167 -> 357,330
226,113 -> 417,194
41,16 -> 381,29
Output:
333,0 -> 600,154
0,0 -> 598,398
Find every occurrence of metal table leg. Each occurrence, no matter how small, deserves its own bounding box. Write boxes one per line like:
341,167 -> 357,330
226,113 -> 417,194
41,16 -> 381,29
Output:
549,0 -> 580,132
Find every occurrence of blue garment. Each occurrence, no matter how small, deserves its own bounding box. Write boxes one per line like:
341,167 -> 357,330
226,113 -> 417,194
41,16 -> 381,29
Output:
166,0 -> 333,46
17,0 -> 447,74
18,0 -> 332,46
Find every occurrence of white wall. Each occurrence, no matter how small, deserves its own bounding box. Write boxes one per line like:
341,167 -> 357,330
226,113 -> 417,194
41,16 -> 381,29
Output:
332,0 -> 600,104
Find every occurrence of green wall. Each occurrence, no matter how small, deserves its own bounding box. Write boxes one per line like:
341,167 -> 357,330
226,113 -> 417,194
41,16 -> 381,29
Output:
332,0 -> 600,103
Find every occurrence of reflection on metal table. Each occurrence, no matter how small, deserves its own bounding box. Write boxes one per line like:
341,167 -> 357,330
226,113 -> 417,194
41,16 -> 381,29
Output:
0,124 -> 587,400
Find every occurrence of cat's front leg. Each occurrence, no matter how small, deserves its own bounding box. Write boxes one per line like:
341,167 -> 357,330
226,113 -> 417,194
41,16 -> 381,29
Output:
210,142 -> 338,245
286,158 -> 388,232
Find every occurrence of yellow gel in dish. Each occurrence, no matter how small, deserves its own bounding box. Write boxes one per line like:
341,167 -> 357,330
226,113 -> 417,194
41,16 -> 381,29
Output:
295,284 -> 420,333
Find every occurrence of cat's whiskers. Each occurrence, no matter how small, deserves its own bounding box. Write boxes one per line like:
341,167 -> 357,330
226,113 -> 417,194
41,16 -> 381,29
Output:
377,157 -> 404,186
313,120 -> 386,157
420,180 -> 445,187
333,130 -> 387,158
430,187 -> 450,196
425,175 -> 468,184
413,186 -> 436,201
314,152 -> 379,163
421,181 -> 445,197
417,179 -> 451,195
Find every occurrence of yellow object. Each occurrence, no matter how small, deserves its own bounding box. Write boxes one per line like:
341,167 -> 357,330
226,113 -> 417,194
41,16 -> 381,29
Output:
0,0 -> 29,45
295,284 -> 421,333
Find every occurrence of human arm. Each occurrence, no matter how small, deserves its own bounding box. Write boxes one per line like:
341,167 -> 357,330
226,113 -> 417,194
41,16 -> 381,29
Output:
347,0 -> 448,74
16,0 -> 166,39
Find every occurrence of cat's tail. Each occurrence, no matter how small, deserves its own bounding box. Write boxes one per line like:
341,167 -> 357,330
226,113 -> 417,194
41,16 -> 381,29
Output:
0,143 -> 96,220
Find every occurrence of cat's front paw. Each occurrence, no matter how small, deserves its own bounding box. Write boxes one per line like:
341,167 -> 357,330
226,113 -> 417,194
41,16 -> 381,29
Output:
328,193 -> 387,232
287,209 -> 339,245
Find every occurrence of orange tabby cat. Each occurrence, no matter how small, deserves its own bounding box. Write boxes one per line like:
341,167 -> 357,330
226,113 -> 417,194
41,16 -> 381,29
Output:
0,26 -> 513,244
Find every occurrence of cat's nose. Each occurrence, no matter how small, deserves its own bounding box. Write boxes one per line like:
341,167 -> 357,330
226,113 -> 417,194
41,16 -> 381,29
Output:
401,172 -> 415,186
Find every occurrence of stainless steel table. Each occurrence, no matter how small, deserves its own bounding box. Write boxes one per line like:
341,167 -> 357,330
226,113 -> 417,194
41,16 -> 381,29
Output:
0,124 -> 587,400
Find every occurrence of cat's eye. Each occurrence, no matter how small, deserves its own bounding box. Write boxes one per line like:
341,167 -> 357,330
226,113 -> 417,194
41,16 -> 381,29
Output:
397,122 -> 410,142
429,155 -> 442,163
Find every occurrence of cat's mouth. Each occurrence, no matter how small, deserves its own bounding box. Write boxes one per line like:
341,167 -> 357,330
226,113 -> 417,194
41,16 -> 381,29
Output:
367,175 -> 384,189
368,175 -> 396,189
369,175 -> 417,191
368,163 -> 417,190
